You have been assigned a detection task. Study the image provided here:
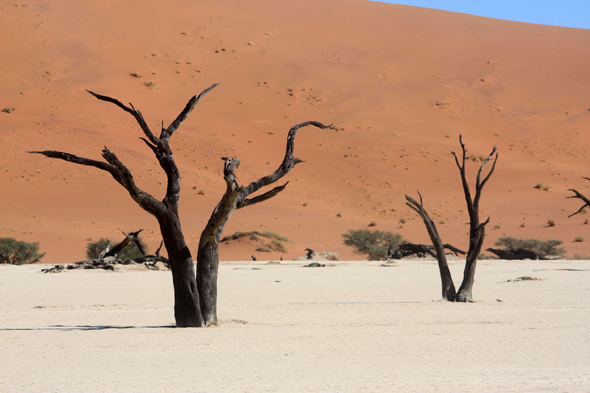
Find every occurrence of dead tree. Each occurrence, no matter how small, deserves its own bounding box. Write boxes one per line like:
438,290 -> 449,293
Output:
30,85 -> 329,327
567,178 -> 590,218
405,136 -> 498,302
196,120 -> 330,326
104,229 -> 145,258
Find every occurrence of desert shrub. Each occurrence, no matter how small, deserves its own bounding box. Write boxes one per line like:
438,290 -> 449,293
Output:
220,231 -> 291,243
534,183 -> 550,191
0,237 -> 45,265
256,239 -> 288,253
223,231 -> 290,253
269,239 -> 288,253
86,237 -> 147,260
342,229 -> 405,260
574,236 -> 584,243
573,254 -> 590,260
494,236 -> 566,258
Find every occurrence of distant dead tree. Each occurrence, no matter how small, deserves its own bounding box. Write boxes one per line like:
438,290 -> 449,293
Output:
567,178 -> 590,218
103,229 -> 146,258
405,136 -> 498,302
30,84 -> 329,327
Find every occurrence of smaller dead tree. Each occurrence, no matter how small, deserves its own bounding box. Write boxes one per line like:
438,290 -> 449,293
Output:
406,136 -> 498,302
567,177 -> 590,218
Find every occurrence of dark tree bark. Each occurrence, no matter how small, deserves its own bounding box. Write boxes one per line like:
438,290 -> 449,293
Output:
30,84 -> 219,327
405,193 -> 457,300
451,136 -> 498,302
405,136 -> 498,302
196,121 -> 330,326
567,178 -> 590,218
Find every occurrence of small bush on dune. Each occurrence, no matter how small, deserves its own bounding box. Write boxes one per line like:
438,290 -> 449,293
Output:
86,237 -> 147,260
494,236 -> 566,258
221,231 -> 291,243
0,237 -> 45,265
223,231 -> 290,253
342,229 -> 405,261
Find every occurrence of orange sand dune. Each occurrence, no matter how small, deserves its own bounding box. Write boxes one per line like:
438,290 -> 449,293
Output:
1,0 -> 589,263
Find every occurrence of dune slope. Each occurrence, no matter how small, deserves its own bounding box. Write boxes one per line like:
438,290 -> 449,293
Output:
1,0 -> 589,262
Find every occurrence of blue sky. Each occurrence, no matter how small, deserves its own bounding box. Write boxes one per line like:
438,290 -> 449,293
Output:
372,1 -> 590,29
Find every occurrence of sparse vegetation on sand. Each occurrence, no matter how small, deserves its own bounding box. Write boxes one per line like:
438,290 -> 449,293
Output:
494,236 -> 566,258
221,231 -> 291,243
2,107 -> 15,113
222,231 -> 291,253
0,237 -> 45,265
534,182 -> 550,191
342,229 -> 404,261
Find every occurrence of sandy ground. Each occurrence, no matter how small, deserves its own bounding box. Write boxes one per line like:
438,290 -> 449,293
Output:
1,259 -> 588,392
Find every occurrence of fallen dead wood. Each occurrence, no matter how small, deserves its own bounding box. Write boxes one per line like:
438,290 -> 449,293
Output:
486,248 -> 551,260
41,234 -> 170,273
41,255 -> 170,273
390,243 -> 467,260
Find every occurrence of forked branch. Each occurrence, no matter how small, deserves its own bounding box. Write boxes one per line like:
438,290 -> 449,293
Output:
236,121 -> 331,207
567,177 -> 590,218
451,134 -> 497,225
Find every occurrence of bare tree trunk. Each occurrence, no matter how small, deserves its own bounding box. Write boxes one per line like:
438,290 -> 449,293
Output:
452,136 -> 498,302
196,121 -> 330,326
30,84 -> 218,327
406,192 -> 456,300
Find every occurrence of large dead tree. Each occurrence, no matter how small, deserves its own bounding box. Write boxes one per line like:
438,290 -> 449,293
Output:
567,178 -> 590,218
30,84 -> 329,327
405,136 -> 498,302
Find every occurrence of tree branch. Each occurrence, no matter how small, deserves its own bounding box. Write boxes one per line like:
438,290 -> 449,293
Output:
238,121 -> 331,202
28,150 -> 119,179
567,179 -> 590,218
163,83 -> 219,141
451,135 -> 474,219
30,149 -> 166,217
87,90 -> 161,148
238,182 -> 289,208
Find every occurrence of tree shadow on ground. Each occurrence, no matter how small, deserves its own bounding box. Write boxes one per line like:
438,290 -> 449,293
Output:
1,324 -> 176,331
